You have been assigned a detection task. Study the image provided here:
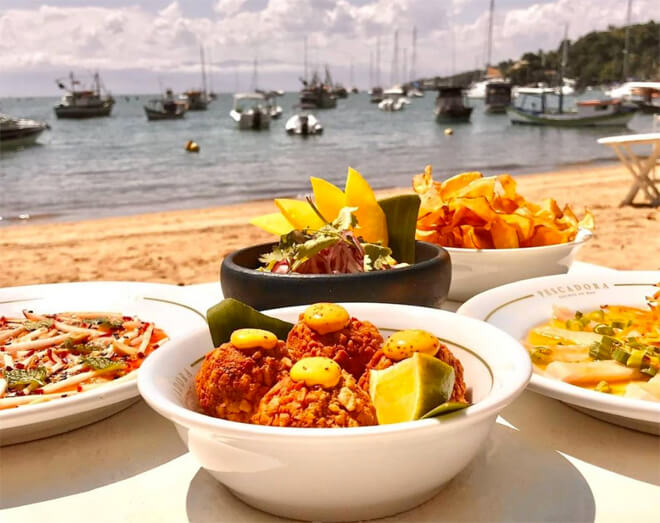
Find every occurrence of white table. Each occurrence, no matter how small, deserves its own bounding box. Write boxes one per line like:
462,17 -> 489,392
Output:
2,263 -> 659,523
597,132 -> 660,206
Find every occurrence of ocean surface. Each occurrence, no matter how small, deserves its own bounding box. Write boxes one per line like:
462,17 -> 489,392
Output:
1,92 -> 655,225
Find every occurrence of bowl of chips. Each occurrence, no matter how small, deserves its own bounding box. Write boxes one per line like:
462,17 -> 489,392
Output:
413,167 -> 594,301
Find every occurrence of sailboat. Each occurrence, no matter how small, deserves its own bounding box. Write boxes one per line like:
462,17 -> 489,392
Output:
406,27 -> 424,97
370,36 -> 384,103
182,46 -> 210,111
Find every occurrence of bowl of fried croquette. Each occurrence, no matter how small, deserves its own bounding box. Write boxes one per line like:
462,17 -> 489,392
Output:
138,302 -> 531,522
220,240 -> 451,309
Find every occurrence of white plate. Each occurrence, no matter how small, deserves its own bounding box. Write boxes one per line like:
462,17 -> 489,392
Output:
458,271 -> 660,434
139,303 -> 531,521
0,281 -> 208,446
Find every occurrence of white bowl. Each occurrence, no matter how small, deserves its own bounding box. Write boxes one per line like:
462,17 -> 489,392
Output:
445,229 -> 592,301
458,271 -> 660,435
138,303 -> 531,521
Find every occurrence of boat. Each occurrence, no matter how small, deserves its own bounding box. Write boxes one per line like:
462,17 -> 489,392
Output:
230,93 -> 271,130
54,72 -> 114,119
485,82 -> 512,113
0,114 -> 49,148
508,89 -> 637,126
259,90 -> 283,119
144,89 -> 186,121
378,88 -> 410,111
333,84 -> 348,98
434,86 -> 473,122
406,86 -> 424,98
182,46 -> 210,111
300,70 -> 337,110
370,86 -> 384,103
285,113 -> 323,136
606,82 -> 660,114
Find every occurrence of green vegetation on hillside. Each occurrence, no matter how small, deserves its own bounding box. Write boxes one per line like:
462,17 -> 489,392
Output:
497,21 -> 659,88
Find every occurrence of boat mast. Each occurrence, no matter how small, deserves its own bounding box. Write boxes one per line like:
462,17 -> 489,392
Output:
485,0 -> 495,76
391,29 -> 399,86
411,26 -> 417,85
200,45 -> 207,96
559,23 -> 568,114
376,35 -> 381,87
402,47 -> 408,84
304,36 -> 308,84
369,50 -> 373,88
209,47 -> 214,95
623,0 -> 633,80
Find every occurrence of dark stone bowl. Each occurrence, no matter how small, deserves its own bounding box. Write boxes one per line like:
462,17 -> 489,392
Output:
220,241 -> 451,310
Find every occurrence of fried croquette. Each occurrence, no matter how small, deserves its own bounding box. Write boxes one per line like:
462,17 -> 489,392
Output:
195,341 -> 291,423
286,317 -> 383,379
251,369 -> 377,428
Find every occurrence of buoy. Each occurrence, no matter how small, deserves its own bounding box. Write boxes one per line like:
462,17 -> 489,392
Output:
444,128 -> 453,136
185,140 -> 200,153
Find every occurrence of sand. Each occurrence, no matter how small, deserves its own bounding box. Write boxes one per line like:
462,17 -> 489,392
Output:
1,163 -> 658,288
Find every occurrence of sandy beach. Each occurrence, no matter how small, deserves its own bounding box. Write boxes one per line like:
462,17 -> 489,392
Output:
1,163 -> 658,288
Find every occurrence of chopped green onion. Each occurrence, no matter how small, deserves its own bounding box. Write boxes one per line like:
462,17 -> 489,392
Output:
574,311 -> 583,319
594,324 -> 615,336
565,319 -> 584,331
530,347 -> 553,365
611,347 -> 630,365
586,310 -> 605,322
626,349 -> 645,368
611,321 -> 626,330
641,367 -> 658,377
600,336 -> 620,350
589,342 -> 612,361
595,381 -> 611,393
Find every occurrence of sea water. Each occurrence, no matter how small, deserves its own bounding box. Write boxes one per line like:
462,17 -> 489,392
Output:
0,92 -> 654,225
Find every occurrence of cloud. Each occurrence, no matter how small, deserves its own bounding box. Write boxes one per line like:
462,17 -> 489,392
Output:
0,0 -> 655,94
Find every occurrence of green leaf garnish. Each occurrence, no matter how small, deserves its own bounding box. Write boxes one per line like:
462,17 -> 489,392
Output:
421,401 -> 469,419
5,367 -> 47,389
23,319 -> 53,331
81,357 -> 127,373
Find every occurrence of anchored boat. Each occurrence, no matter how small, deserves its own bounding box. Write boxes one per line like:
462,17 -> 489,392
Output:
0,114 -> 49,148
230,93 -> 271,130
54,72 -> 114,119
144,90 -> 186,121
434,86 -> 473,123
285,113 -> 323,136
508,89 -> 637,127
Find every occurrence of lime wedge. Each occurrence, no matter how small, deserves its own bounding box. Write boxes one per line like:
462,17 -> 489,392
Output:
369,352 -> 455,425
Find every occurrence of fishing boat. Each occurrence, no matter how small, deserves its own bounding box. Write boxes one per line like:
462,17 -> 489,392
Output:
434,86 -> 473,122
144,89 -> 186,121
230,93 -> 271,130
485,82 -> 512,113
300,69 -> 337,109
369,86 -> 384,103
333,84 -> 348,98
378,88 -> 410,111
508,89 -> 637,127
285,113 -> 323,136
0,114 -> 49,148
182,46 -> 210,111
54,72 -> 114,119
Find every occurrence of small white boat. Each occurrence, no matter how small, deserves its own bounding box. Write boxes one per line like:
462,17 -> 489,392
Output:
0,114 -> 49,148
230,93 -> 271,130
378,88 -> 410,111
285,113 -> 323,135
407,87 -> 424,98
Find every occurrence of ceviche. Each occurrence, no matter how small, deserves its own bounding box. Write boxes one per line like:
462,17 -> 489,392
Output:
195,299 -> 469,428
525,291 -> 660,402
0,311 -> 168,409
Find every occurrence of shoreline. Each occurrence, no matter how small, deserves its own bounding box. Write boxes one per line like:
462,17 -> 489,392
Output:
1,163 -> 658,287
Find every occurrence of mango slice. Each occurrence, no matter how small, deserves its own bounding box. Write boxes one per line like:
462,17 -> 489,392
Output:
249,212 -> 295,236
345,167 -> 388,245
310,177 -> 346,222
275,198 -> 326,231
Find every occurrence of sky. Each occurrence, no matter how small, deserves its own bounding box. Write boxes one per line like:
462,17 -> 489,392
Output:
0,0 -> 655,96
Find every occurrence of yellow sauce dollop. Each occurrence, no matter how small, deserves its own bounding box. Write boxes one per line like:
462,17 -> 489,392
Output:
303,303 -> 350,335
290,357 -> 342,388
383,329 -> 440,361
230,328 -> 278,350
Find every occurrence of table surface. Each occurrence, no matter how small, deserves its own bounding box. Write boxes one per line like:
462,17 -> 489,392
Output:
597,132 -> 660,145
2,262 -> 659,523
